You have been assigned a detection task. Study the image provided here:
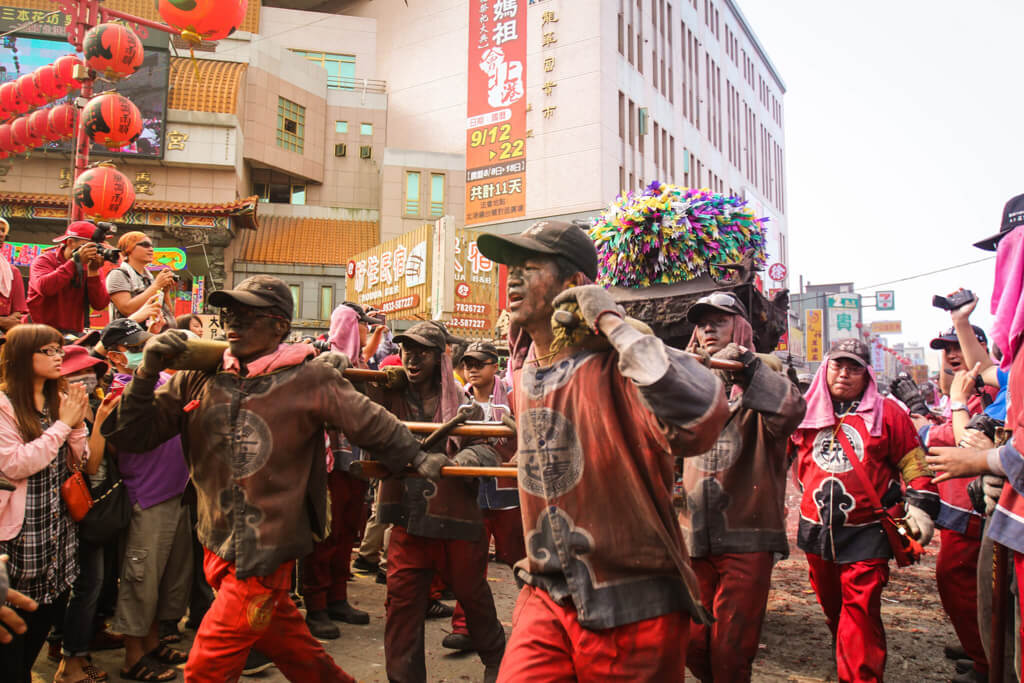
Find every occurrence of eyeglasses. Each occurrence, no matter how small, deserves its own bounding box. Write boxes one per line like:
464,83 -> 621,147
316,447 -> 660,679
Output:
219,308 -> 288,329
695,293 -> 738,308
827,359 -> 867,376
136,241 -> 153,249
36,346 -> 66,358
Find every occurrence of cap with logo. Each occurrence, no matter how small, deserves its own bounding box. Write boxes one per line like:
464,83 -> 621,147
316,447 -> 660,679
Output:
974,193 -> 1024,251
685,292 -> 749,322
393,321 -> 447,351
100,319 -> 153,349
929,325 -> 987,350
208,275 -> 294,320
53,221 -> 98,243
828,338 -> 871,368
477,220 -> 598,281
462,341 -> 499,363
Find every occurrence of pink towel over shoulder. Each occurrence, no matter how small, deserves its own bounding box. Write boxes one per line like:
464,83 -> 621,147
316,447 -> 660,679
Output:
991,225 -> 1024,370
798,355 -> 885,437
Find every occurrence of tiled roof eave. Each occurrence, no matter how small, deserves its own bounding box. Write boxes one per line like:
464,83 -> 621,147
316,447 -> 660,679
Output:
0,192 -> 260,217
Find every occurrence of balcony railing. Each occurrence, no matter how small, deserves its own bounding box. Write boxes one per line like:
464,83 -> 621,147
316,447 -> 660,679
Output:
328,76 -> 387,93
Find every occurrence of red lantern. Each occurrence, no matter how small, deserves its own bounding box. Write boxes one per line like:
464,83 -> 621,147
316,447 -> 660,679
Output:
16,74 -> 46,108
53,55 -> 85,89
11,115 -> 42,150
156,0 -> 248,42
1,122 -> 24,154
48,103 -> 77,140
29,109 -> 54,142
0,81 -> 26,116
32,65 -> 67,102
83,23 -> 144,81
83,93 -> 142,149
73,165 -> 136,220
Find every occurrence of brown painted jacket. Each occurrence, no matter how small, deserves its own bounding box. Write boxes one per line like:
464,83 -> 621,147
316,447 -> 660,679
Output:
105,356 -> 420,579
679,360 -> 806,558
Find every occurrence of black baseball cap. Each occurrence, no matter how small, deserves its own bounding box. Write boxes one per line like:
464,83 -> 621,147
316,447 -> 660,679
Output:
974,193 -> 1024,251
686,292 -> 749,322
342,301 -> 376,324
477,220 -> 598,281
462,341 -> 499,363
393,321 -> 447,351
929,325 -> 987,350
209,275 -> 294,320
100,319 -> 152,349
829,338 -> 871,368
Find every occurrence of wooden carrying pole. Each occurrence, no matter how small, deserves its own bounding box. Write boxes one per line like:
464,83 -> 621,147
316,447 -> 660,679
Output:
349,461 -> 516,480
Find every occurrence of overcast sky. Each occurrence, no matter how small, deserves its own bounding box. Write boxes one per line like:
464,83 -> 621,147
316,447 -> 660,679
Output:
739,0 -> 1021,365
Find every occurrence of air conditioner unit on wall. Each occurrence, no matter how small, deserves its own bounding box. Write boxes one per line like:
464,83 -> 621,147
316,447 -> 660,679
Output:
335,143 -> 347,157
360,145 -> 372,159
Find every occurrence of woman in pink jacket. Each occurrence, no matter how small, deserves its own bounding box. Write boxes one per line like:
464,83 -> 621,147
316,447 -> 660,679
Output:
0,325 -> 90,683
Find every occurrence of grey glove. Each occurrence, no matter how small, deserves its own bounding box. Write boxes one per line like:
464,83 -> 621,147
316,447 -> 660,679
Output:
904,504 -> 935,546
982,474 -> 1006,516
453,448 -> 482,467
313,351 -> 351,375
381,366 -> 409,391
552,285 -> 623,331
412,451 -> 449,482
139,330 -> 188,378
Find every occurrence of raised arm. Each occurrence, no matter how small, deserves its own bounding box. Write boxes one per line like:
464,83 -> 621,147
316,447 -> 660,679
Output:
951,293 -> 999,387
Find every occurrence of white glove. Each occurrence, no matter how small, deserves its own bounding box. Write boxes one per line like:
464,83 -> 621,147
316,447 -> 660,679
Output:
904,504 -> 935,546
982,475 -> 1006,516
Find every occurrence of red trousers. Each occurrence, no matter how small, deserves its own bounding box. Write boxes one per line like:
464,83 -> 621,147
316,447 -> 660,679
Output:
302,471 -> 368,611
688,552 -> 774,682
806,554 -> 889,683
184,550 -> 353,683
498,585 -> 689,682
452,507 -> 526,635
936,527 -> 987,674
385,526 -> 505,683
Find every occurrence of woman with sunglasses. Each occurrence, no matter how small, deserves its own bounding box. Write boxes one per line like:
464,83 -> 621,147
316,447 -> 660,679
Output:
106,232 -> 177,329
0,325 -> 90,683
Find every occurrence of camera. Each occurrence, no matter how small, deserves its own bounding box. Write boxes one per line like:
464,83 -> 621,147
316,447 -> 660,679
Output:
966,412 -> 1002,442
312,339 -> 332,353
932,289 -> 975,311
73,221 -> 122,264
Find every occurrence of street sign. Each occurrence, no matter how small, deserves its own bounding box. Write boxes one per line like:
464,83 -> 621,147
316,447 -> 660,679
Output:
876,290 -> 895,310
767,262 -> 787,281
870,320 -> 902,334
806,309 -> 823,362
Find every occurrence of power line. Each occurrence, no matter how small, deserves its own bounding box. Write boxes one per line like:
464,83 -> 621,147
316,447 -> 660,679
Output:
854,256 -> 995,291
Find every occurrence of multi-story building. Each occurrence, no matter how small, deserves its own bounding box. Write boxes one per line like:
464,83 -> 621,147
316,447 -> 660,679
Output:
0,0 -> 787,334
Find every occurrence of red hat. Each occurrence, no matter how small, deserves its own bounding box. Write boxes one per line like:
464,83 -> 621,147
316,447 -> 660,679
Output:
60,345 -> 108,378
380,354 -> 402,367
52,221 -> 97,243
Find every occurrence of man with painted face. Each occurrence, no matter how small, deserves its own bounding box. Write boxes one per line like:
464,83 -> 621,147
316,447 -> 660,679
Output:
103,275 -> 433,683
681,292 -> 806,683
370,320 -> 506,683
790,339 -> 939,683
477,221 -> 730,682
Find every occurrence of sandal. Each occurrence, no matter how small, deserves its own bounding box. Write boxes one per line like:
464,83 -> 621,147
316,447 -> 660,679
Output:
148,643 -> 187,665
83,663 -> 109,682
119,655 -> 176,681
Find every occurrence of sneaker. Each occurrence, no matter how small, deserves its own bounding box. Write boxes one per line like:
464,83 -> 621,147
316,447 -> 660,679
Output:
426,600 -> 454,620
306,610 -> 341,640
352,556 -> 379,573
439,588 -> 456,601
327,600 -> 370,625
442,632 -> 475,651
242,650 -> 275,676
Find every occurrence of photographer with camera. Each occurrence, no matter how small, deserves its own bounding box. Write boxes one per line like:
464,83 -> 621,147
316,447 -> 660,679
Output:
106,232 -> 177,329
26,222 -> 112,335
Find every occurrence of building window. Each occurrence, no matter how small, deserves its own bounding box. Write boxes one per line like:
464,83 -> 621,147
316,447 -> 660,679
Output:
360,123 -> 373,136
405,171 -> 420,216
289,285 -> 301,318
277,97 -> 305,154
291,50 -> 356,90
430,173 -> 445,217
336,121 -> 348,134
320,285 -> 334,321
252,170 -> 307,205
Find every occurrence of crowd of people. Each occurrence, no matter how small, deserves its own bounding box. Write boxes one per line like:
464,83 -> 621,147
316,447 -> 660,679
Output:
0,195 -> 1020,683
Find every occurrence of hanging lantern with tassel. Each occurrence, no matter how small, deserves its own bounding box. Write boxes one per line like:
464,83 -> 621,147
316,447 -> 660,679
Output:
28,108 -> 55,143
16,73 -> 46,109
53,55 -> 85,89
0,81 -> 27,117
83,23 -> 144,81
33,65 -> 68,103
156,0 -> 248,42
83,92 -> 142,149
48,103 -> 77,140
11,115 -> 42,150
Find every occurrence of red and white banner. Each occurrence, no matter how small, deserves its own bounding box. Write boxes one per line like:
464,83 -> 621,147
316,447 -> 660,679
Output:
465,0 -> 526,226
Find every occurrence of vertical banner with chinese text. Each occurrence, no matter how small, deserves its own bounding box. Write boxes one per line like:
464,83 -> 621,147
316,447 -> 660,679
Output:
806,309 -> 823,362
466,0 -> 527,226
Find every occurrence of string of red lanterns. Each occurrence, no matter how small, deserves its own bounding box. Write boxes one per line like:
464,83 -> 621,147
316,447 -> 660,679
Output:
853,321 -> 914,367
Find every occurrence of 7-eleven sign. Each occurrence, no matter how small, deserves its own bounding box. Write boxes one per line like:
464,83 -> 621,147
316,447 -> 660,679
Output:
876,290 -> 895,310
